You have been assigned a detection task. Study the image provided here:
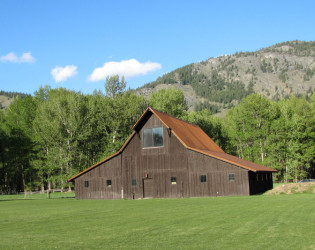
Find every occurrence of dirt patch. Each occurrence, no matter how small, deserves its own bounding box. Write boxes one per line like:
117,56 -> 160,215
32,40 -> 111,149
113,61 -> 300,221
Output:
265,182 -> 315,195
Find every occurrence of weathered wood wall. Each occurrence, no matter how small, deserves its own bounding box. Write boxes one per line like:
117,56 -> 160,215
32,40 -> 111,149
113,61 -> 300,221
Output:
74,111 -> 273,199
121,113 -> 189,199
187,150 -> 250,197
75,155 -> 122,199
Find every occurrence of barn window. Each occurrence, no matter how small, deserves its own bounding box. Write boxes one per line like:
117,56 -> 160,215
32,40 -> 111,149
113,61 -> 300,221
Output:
84,181 -> 89,187
106,180 -> 112,187
132,179 -> 137,186
143,127 -> 164,148
201,175 -> 207,183
229,173 -> 235,182
171,177 -> 177,184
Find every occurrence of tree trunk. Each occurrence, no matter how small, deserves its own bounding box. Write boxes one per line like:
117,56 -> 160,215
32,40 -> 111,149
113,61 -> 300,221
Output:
21,164 -> 27,193
259,140 -> 264,163
48,173 -> 51,191
40,177 -> 45,193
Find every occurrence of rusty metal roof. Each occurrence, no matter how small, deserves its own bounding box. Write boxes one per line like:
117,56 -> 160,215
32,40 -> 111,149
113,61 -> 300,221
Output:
194,149 -> 277,173
149,108 -> 276,173
69,107 -> 276,181
150,108 -> 224,153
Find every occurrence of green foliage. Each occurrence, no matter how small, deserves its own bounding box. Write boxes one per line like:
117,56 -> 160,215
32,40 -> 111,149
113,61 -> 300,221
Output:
279,68 -> 289,83
140,41 -> 315,113
105,75 -> 126,98
0,96 -> 37,192
0,90 -> 30,99
149,88 -> 188,117
181,109 -> 231,151
303,67 -> 315,81
193,101 -> 220,114
1,85 -> 146,193
226,94 -> 315,181
0,195 -> 314,249
141,63 -> 254,107
264,40 -> 315,57
260,59 -> 273,73
1,85 -> 314,192
225,94 -> 278,162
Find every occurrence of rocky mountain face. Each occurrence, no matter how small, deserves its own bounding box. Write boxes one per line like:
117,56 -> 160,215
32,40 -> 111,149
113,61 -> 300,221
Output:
2,41 -> 315,114
137,41 -> 315,113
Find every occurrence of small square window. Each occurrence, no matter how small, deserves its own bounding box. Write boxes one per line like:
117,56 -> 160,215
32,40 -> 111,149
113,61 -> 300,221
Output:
132,179 -> 137,186
171,177 -> 177,184
84,181 -> 89,188
201,175 -> 207,183
106,180 -> 112,187
229,173 -> 235,182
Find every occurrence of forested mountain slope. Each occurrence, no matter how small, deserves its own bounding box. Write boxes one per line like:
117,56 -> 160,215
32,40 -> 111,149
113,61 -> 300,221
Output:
0,91 -> 30,110
138,41 -> 315,113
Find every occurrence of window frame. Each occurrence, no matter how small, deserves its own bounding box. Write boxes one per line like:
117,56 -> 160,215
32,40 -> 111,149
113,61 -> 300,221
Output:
171,177 -> 177,185
106,179 -> 112,187
142,127 -> 164,148
84,180 -> 89,188
200,175 -> 207,183
229,173 -> 235,182
132,179 -> 137,186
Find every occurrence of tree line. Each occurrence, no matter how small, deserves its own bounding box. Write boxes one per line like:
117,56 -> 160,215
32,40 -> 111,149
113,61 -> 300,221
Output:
0,77 -> 314,193
0,76 -> 147,193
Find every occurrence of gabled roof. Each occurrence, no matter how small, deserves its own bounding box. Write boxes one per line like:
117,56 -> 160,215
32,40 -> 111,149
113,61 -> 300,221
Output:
69,107 -> 276,181
68,131 -> 136,182
144,108 -> 276,173
133,108 -> 224,153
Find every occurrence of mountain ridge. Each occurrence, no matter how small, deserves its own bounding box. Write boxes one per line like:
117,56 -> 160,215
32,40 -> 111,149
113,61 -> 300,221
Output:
2,41 -> 315,113
137,40 -> 315,113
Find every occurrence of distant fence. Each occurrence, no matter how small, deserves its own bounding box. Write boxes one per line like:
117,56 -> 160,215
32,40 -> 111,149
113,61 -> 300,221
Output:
0,189 -> 75,200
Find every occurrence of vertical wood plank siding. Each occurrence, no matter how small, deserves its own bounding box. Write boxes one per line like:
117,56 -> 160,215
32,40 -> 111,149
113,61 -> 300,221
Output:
74,111 -> 272,199
187,150 -> 250,197
75,155 -> 122,199
122,114 -> 189,199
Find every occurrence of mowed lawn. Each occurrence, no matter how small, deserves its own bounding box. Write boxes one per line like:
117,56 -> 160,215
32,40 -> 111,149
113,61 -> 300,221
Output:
0,194 -> 314,249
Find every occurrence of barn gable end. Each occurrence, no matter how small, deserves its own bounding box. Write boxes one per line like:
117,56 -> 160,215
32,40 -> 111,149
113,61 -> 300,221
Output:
69,107 -> 276,199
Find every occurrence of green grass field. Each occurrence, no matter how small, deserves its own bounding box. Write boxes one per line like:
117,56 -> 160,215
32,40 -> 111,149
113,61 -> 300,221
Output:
1,194 -> 314,249
0,191 -> 75,200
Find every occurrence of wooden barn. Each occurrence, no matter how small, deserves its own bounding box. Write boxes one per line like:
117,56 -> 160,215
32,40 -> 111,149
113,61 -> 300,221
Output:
68,107 -> 276,199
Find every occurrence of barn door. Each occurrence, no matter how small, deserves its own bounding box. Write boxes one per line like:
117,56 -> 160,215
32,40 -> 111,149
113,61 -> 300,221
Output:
143,179 -> 153,198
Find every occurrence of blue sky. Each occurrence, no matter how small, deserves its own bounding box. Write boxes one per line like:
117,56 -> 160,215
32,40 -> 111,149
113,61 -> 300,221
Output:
1,0 -> 315,95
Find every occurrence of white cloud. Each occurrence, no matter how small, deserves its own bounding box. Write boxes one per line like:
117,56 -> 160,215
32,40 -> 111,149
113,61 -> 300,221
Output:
0,52 -> 35,63
51,65 -> 78,82
20,52 -> 35,63
88,59 -> 162,82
